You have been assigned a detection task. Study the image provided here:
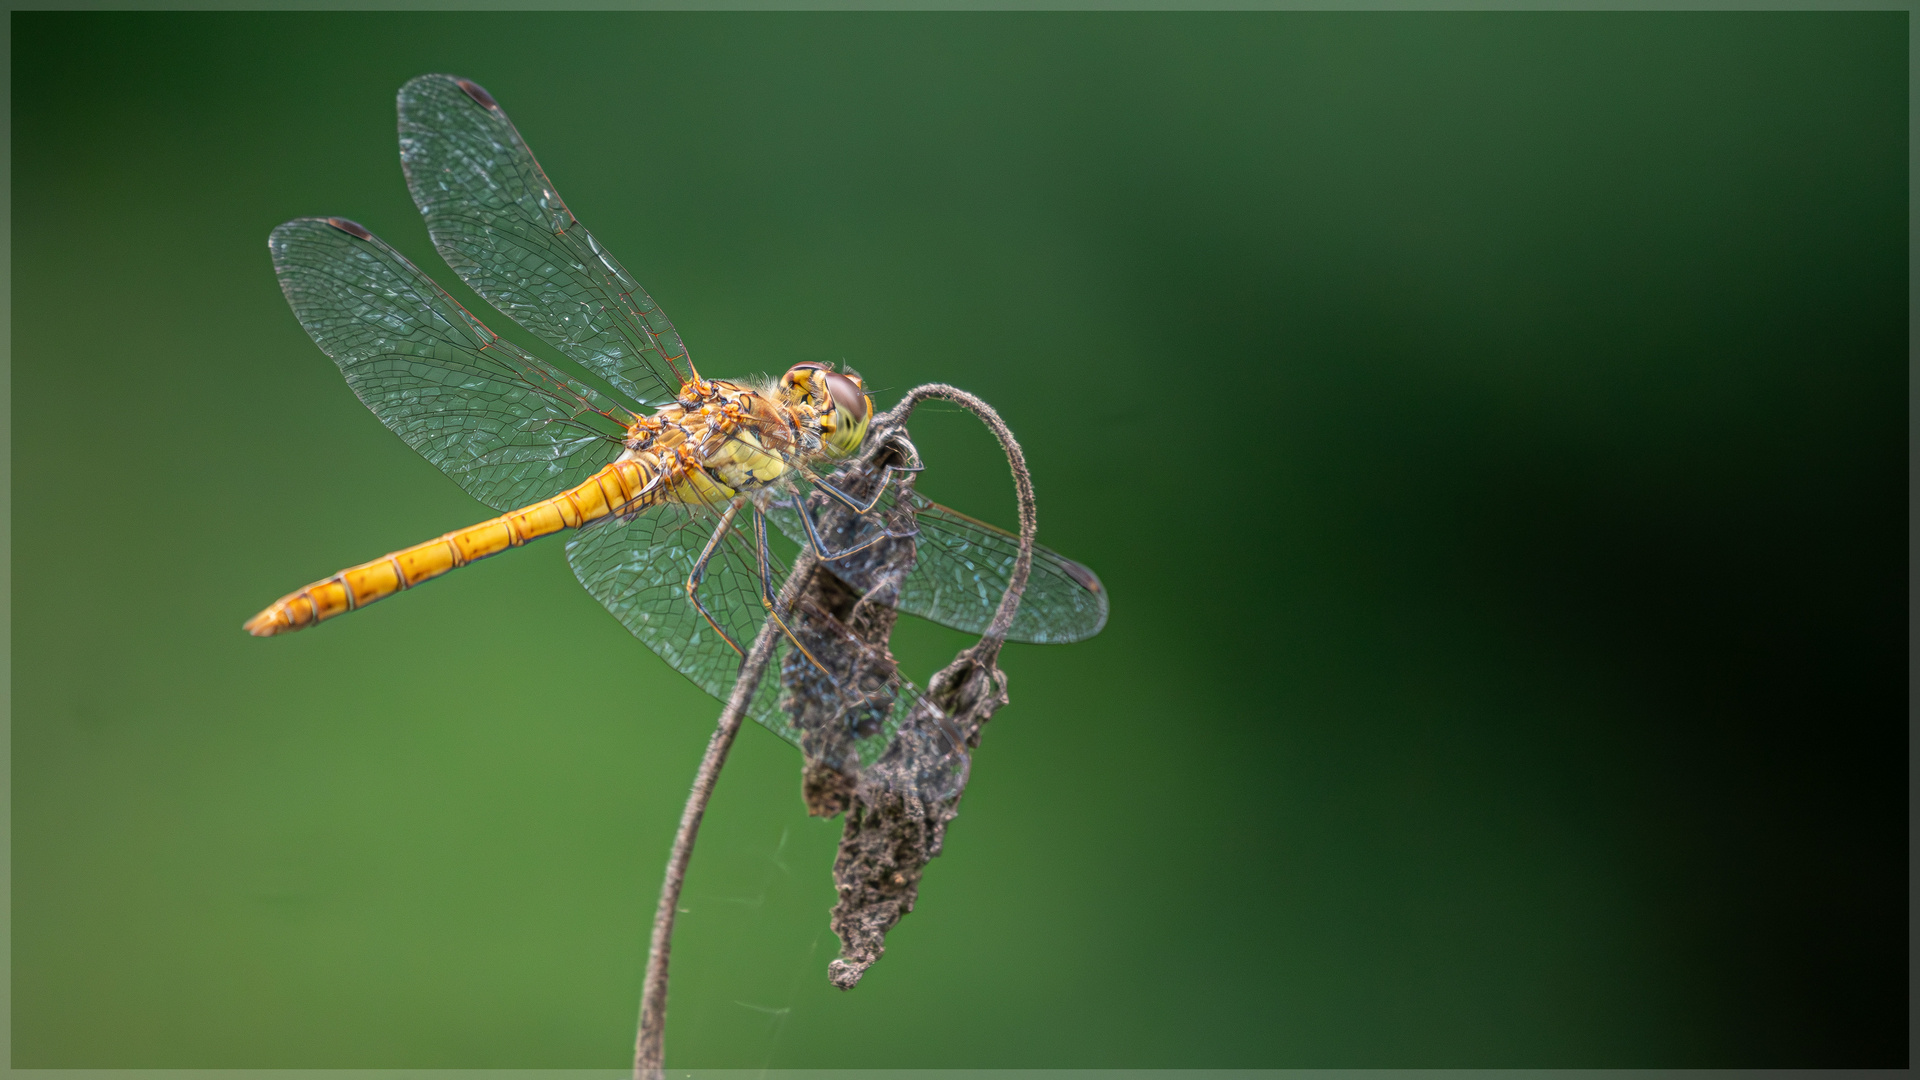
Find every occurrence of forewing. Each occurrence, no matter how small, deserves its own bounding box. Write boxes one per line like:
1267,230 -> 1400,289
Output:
270,217 -> 630,512
398,74 -> 692,410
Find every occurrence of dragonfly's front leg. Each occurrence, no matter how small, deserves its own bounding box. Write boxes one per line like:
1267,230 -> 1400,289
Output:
686,502 -> 745,658
793,466 -> 921,564
793,495 -> 914,564
805,458 -> 923,517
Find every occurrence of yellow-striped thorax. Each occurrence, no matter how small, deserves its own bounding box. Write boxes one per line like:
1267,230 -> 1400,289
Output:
620,362 -> 875,507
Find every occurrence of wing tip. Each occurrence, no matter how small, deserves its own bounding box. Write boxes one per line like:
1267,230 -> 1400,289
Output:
325,217 -> 373,240
398,72 -> 498,111
270,216 -> 370,244
455,78 -> 499,110
1026,557 -> 1109,643
1059,556 -> 1103,595
1051,601 -> 1110,644
1083,603 -> 1110,640
269,217 -> 385,269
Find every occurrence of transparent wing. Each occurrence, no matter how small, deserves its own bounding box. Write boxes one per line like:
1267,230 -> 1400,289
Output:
398,74 -> 693,411
565,501 -> 768,699
565,501 -> 944,780
906,499 -> 1108,644
270,217 -> 631,512
770,489 -> 1109,645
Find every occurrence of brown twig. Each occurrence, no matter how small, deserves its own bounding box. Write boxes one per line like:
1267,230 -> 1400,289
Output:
876,383 -> 1037,650
633,551 -> 815,1080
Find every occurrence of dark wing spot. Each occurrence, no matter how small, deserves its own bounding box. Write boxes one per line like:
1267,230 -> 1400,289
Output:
457,79 -> 499,110
326,218 -> 373,240
1060,557 -> 1103,593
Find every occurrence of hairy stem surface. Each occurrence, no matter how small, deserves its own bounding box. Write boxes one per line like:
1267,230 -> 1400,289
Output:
879,383 -> 1036,648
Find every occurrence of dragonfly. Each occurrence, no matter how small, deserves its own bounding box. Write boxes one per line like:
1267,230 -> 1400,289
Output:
246,74 -> 1108,784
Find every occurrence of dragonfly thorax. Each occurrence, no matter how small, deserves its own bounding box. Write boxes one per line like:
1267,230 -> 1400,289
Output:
619,376 -> 858,507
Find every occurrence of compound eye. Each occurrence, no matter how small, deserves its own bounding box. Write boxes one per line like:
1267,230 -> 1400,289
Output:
822,371 -> 870,420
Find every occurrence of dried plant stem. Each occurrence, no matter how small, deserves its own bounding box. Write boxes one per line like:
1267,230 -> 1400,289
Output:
879,384 -> 1037,648
635,383 -> 1037,1072
822,385 -> 1037,989
634,551 -> 815,1080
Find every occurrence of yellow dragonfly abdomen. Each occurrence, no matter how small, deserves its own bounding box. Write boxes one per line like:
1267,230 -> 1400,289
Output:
244,457 -> 659,637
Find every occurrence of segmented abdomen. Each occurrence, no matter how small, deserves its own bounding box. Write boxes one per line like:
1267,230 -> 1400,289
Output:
244,458 -> 658,636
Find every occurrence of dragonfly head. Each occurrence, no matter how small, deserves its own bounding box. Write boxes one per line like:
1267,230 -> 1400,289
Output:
782,362 -> 872,459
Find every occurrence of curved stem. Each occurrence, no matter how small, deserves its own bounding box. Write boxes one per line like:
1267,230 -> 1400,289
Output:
821,386 -> 1037,990
876,384 -> 1036,647
634,551 -> 815,1080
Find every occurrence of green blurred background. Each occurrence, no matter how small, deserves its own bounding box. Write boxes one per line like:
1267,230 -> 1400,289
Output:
11,11 -> 1906,1068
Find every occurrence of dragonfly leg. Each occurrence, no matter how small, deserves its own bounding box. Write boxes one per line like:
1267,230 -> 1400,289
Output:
753,505 -> 833,680
685,503 -> 746,658
792,460 -> 922,566
793,493 -> 911,564
808,463 -> 920,517
863,431 -> 926,475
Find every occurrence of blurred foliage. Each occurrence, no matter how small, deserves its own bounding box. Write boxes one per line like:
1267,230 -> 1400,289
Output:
11,11 -> 1905,1067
